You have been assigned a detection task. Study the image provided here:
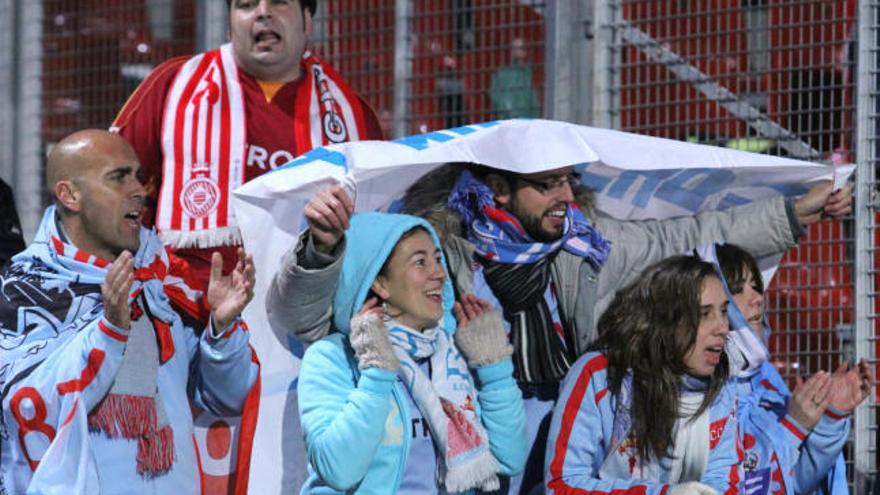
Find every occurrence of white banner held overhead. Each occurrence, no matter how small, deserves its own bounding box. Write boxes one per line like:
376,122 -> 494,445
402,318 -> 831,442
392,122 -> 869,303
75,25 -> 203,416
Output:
232,119 -> 851,494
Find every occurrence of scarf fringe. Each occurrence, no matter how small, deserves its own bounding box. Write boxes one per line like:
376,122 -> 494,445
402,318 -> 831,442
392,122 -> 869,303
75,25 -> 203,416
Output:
157,44 -> 367,248
88,394 -> 175,478
159,226 -> 242,249
442,451 -> 500,493
137,425 -> 175,478
88,394 -> 158,438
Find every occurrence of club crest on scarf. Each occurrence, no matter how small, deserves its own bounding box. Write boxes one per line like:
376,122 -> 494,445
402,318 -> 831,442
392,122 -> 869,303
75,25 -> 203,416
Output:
181,168 -> 221,220
447,170 -> 611,268
311,60 -> 348,144
158,44 -> 368,249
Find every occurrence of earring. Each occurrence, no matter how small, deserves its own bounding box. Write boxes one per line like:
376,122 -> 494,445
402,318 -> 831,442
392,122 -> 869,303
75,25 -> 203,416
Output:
381,301 -> 393,324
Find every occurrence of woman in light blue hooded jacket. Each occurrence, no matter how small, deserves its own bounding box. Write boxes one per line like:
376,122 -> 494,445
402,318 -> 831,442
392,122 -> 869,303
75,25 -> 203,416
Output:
297,212 -> 528,494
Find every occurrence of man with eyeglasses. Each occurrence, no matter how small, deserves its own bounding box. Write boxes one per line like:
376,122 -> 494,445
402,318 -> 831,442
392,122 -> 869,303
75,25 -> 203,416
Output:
394,162 -> 851,494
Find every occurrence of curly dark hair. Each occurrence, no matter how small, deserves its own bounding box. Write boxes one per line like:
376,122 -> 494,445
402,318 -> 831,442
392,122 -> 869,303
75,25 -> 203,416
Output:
590,255 -> 729,462
227,0 -> 317,15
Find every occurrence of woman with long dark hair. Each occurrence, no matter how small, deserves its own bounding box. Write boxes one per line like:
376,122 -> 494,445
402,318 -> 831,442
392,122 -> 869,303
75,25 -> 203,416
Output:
544,255 -> 739,494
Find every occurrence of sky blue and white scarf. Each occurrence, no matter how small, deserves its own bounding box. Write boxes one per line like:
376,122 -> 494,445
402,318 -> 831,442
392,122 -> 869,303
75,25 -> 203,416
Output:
0,206 -> 203,479
387,318 -> 500,493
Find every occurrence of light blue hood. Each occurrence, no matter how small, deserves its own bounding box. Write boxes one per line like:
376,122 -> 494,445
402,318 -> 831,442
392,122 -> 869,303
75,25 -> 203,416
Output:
332,212 -> 457,335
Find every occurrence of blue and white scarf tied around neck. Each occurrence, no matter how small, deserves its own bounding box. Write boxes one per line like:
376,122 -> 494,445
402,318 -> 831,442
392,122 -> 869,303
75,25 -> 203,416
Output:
446,170 -> 611,268
386,317 -> 500,493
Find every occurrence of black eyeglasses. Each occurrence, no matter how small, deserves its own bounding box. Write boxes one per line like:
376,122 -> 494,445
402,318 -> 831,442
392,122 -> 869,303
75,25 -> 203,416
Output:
517,172 -> 582,194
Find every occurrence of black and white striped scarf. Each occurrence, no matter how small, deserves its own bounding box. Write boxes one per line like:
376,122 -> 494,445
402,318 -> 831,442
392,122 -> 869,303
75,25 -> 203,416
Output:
481,256 -> 577,385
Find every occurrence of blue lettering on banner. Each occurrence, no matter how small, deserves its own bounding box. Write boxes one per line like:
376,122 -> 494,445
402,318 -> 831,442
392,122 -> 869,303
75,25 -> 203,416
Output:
717,192 -> 753,210
768,183 -> 810,196
392,121 -> 500,150
654,168 -> 736,213
585,167 -> 740,212
272,147 -> 348,173
605,170 -> 678,208
393,131 -> 456,150
587,166 -> 819,212
579,168 -> 614,192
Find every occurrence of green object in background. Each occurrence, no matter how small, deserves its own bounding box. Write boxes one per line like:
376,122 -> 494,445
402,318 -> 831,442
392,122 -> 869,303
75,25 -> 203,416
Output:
490,62 -> 541,120
726,137 -> 775,153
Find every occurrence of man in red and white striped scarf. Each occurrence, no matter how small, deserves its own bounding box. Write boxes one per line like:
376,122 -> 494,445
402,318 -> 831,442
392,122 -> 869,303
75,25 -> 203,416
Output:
113,0 -> 382,290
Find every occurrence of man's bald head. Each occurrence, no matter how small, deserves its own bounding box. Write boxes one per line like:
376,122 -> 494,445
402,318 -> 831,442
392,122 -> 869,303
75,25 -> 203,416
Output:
47,129 -> 138,196
48,129 -> 145,261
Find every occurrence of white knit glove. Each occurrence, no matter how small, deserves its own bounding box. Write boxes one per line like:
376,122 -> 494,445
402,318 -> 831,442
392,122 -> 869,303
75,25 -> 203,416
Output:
453,310 -> 513,367
349,311 -> 399,372
668,482 -> 719,495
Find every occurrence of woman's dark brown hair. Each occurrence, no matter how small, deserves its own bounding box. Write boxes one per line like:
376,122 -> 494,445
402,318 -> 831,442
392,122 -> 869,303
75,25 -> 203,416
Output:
715,243 -> 763,296
590,255 -> 729,463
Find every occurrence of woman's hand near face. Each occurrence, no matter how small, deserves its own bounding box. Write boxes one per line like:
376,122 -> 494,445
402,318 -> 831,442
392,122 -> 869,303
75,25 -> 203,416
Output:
453,294 -> 494,329
788,370 -> 832,430
357,296 -> 383,319
453,294 -> 512,368
349,297 -> 399,372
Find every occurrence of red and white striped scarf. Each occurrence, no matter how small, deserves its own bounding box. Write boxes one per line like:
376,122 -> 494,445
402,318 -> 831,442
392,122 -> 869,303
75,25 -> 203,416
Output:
157,43 -> 368,248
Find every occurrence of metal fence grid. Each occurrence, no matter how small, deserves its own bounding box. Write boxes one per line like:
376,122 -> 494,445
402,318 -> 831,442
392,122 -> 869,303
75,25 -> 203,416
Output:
42,0 -> 196,142
4,0 -> 878,491
314,0 -> 396,137
401,1 -> 546,134
854,0 -> 880,490
595,0 -> 871,490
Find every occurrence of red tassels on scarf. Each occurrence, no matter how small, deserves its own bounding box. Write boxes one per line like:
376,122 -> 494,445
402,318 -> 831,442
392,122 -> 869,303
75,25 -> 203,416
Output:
88,394 -> 175,477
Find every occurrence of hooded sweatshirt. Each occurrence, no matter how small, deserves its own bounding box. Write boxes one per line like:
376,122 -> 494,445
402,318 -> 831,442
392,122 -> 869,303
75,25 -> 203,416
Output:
297,212 -> 526,494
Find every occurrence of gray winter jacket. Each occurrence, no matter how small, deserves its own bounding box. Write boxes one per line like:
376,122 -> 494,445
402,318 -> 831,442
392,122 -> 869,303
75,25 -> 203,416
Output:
266,233 -> 345,345
442,196 -> 803,356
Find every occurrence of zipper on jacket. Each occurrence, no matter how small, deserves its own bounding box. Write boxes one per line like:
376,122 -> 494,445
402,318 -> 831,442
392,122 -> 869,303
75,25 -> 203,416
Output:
391,383 -> 409,494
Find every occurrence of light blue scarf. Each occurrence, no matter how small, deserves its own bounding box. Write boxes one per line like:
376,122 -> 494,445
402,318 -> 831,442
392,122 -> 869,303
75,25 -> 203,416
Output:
387,317 -> 500,493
